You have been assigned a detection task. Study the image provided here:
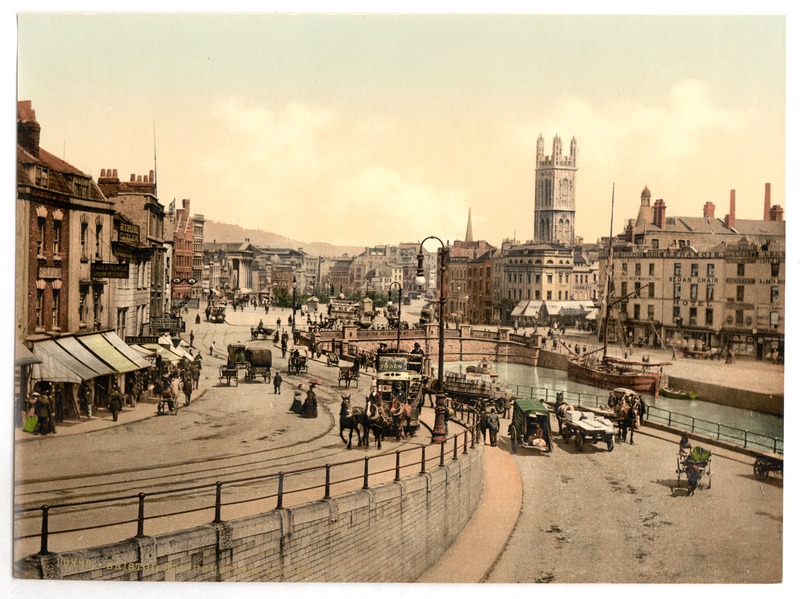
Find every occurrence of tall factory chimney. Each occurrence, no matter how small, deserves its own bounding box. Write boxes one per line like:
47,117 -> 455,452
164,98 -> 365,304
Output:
724,190 -> 736,229
763,183 -> 771,221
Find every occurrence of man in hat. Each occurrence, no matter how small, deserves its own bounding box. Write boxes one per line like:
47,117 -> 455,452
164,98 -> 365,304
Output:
486,407 -> 500,447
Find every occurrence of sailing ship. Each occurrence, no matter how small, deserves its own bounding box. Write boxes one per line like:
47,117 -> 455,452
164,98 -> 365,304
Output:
566,184 -> 669,397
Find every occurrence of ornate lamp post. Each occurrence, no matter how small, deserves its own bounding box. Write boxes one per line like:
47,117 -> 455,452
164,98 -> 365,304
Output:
416,237 -> 449,444
388,281 -> 402,351
291,276 -> 297,334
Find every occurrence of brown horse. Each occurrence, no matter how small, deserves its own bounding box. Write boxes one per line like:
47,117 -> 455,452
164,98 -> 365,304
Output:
339,395 -> 363,449
363,401 -> 391,450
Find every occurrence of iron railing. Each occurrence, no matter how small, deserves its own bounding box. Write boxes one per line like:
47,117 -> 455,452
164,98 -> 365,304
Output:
511,384 -> 783,455
15,405 -> 481,557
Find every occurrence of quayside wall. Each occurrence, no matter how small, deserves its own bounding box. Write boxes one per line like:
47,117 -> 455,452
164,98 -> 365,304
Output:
16,443 -> 484,582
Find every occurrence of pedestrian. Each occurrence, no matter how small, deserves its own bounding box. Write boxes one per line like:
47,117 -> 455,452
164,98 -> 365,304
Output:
182,376 -> 193,406
210,340 -> 217,356
273,372 -> 283,395
302,384 -> 318,418
170,375 -> 182,407
192,362 -> 200,390
486,407 -> 500,447
189,330 -> 195,347
480,403 -> 490,443
109,384 -> 123,422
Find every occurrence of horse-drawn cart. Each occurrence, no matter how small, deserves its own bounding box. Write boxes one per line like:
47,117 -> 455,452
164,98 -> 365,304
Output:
753,452 -> 783,481
250,325 -> 274,340
508,398 -> 553,453
560,409 -> 615,451
244,347 -> 272,383
218,364 -> 239,386
288,349 -> 308,375
338,365 -> 359,388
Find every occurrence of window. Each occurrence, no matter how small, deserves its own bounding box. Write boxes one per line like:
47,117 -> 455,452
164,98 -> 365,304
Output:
634,263 -> 641,276
51,289 -> 60,329
81,222 -> 89,260
35,289 -> 44,328
705,308 -> 714,325
621,262 -> 628,274
93,287 -> 103,323
737,263 -> 745,277
770,311 -> 779,330
36,217 -> 45,256
535,274 -> 540,284
771,286 -> 779,303
648,282 -> 655,298
771,262 -> 780,277
34,166 -> 48,187
95,224 -> 103,260
635,282 -> 642,297
706,285 -> 714,302
674,263 -> 681,276
117,307 -> 128,339
648,263 -> 655,276
707,264 -> 715,278
673,284 -> 681,299
689,307 -> 697,326
651,239 -> 659,249
621,282 -> 628,298
546,290 -> 552,300
647,305 -> 655,320
736,286 -> 745,302
547,274 -> 553,284
79,285 -> 89,322
690,284 -> 698,300
52,220 -> 61,255
690,264 -> 698,277
673,306 -> 681,322
535,290 -> 540,300
633,304 -> 641,320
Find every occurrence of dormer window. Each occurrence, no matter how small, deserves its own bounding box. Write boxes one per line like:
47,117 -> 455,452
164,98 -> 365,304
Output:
71,176 -> 91,199
34,166 -> 49,188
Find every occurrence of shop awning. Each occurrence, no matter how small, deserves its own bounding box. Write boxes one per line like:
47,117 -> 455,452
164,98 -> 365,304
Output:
15,340 -> 41,366
130,344 -> 157,358
102,332 -> 151,369
31,340 -> 93,383
78,333 -> 140,374
141,343 -> 183,363
510,301 -> 528,317
55,336 -> 116,377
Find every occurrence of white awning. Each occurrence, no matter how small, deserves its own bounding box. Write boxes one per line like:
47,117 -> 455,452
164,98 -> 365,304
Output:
31,340 -> 92,383
102,332 -> 152,369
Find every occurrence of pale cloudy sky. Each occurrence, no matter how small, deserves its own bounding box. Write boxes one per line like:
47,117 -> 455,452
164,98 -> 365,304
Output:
13,5 -> 792,248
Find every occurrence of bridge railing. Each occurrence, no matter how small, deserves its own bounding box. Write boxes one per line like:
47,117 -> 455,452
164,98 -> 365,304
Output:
14,405 -> 481,559
511,385 -> 783,455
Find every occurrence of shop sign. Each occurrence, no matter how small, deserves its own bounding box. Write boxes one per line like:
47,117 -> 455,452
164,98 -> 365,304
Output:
38,266 -> 62,279
91,262 -> 130,279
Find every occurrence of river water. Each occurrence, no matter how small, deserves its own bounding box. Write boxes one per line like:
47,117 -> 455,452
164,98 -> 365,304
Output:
446,360 -> 783,452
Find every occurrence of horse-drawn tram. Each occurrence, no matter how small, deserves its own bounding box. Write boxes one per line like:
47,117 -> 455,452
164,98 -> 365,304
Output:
374,351 -> 425,435
508,398 -> 553,453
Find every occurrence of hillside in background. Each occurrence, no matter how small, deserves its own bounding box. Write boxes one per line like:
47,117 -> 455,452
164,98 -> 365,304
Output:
203,220 -> 363,257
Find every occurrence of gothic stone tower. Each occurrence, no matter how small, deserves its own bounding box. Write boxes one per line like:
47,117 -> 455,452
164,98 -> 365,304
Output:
534,134 -> 578,245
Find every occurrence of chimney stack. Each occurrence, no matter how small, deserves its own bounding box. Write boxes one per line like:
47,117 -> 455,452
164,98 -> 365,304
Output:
770,205 -> 783,222
624,223 -> 633,243
130,174 -> 136,182
703,201 -> 716,219
724,190 -> 736,229
763,183 -> 771,221
17,101 -> 41,158
652,199 -> 666,229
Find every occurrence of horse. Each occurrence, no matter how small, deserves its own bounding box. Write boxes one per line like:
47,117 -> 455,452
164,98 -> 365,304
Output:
555,400 -> 575,434
362,401 -> 391,450
339,395 -> 363,449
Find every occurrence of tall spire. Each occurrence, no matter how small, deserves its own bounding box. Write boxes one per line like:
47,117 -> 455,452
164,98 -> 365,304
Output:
465,208 -> 474,243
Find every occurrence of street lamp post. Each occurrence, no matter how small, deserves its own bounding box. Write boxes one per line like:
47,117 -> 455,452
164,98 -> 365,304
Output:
416,237 -> 449,444
388,281 -> 402,351
292,277 -> 297,334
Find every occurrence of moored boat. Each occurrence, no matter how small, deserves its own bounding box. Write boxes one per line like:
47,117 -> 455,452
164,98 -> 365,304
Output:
660,387 -> 698,400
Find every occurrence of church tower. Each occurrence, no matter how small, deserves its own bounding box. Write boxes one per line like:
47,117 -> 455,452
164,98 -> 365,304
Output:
533,134 -> 578,245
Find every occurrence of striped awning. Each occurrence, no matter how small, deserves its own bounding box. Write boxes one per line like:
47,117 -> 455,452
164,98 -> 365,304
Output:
102,332 -> 151,369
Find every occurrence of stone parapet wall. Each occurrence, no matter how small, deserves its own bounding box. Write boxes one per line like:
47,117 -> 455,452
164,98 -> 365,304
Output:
17,444 -> 484,582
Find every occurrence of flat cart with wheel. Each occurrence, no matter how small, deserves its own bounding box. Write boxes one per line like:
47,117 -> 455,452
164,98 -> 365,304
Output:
250,325 -> 274,340
218,364 -> 239,386
508,398 -> 553,453
561,409 -> 615,452
753,451 -> 783,481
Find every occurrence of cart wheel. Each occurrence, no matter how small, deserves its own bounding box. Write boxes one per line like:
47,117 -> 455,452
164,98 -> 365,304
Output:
510,428 -> 518,453
754,459 -> 769,481
575,433 -> 584,451
562,430 -> 571,443
607,436 -> 614,452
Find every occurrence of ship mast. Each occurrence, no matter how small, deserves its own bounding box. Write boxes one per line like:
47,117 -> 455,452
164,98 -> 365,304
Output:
601,184 -> 615,360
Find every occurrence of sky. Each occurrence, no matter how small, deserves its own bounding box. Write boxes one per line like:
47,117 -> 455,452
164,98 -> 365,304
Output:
12,5 -> 792,249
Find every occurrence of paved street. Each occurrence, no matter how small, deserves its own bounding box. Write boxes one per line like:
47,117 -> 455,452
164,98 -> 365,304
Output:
14,303 -> 785,583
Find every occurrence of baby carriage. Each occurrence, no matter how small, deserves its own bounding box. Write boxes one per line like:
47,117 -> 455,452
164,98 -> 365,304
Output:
676,445 -> 712,495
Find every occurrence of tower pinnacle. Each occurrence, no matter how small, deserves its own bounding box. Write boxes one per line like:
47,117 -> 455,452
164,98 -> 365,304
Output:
465,208 -> 474,243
